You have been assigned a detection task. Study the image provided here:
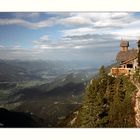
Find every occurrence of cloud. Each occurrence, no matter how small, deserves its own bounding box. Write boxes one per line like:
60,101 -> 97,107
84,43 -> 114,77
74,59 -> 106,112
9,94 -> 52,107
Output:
98,13 -> 133,28
62,27 -> 96,36
36,45 -> 65,49
0,45 -> 4,48
60,12 -> 140,40
32,31 -> 120,55
0,35 -> 119,65
0,17 -> 57,29
59,16 -> 93,25
6,12 -> 138,61
74,46 -> 85,49
59,12 -> 133,28
112,29 -> 140,40
32,40 -> 41,45
12,12 -> 40,19
110,20 -> 140,40
40,35 -> 49,41
0,12 -> 135,30
1,12 -> 140,65
33,35 -> 50,47
33,35 -> 63,50
0,44 -> 50,60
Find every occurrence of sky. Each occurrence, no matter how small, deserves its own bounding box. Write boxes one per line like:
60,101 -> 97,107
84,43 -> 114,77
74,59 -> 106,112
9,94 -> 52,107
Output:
0,12 -> 140,66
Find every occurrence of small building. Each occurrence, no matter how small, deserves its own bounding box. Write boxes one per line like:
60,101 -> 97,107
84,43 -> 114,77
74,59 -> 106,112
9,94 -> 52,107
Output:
111,39 -> 139,76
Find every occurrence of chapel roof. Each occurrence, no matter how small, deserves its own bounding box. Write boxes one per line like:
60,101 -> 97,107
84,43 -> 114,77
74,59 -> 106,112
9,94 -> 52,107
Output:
116,49 -> 137,62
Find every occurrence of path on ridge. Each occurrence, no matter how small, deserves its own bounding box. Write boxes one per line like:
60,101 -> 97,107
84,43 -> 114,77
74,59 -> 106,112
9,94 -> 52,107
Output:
133,81 -> 140,127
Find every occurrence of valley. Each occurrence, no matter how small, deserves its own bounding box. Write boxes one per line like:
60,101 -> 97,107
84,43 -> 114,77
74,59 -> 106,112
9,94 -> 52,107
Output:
0,59 -> 98,127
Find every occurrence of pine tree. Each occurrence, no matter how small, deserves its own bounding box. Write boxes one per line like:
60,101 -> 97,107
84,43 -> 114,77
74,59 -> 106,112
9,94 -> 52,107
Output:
108,76 -> 135,127
78,66 -> 109,127
108,77 -> 124,127
99,65 -> 107,80
79,79 -> 101,127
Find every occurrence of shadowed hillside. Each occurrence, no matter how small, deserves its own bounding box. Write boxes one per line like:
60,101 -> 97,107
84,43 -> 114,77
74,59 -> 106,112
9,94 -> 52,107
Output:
0,108 -> 46,127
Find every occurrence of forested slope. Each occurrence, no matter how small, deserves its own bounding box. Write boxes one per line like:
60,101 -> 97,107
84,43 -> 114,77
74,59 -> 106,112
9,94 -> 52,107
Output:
61,66 -> 137,128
